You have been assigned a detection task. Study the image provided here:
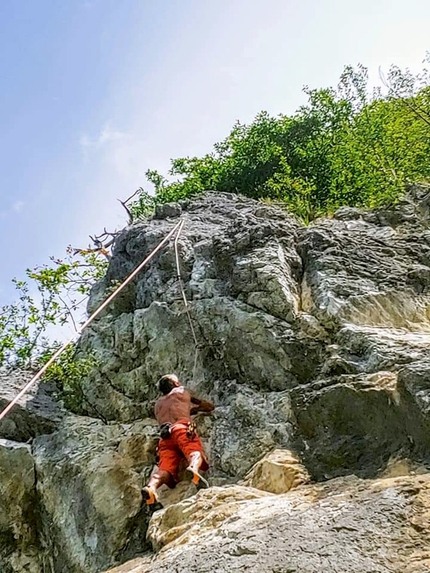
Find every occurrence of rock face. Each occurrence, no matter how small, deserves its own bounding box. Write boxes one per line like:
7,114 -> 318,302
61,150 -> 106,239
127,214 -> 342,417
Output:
241,448 -> 310,493
147,485 -> 271,551
105,474 -> 430,573
80,187 -> 430,481
33,416 -> 158,573
0,368 -> 65,442
0,439 -> 41,573
80,192 -> 326,479
2,186 -> 430,572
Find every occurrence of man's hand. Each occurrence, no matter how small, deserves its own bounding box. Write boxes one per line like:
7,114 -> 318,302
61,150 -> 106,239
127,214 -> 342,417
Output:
190,395 -> 215,415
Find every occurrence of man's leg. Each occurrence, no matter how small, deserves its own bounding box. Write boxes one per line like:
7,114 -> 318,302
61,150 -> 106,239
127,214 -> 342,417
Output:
142,469 -> 174,504
186,452 -> 209,487
142,439 -> 181,505
174,428 -> 209,487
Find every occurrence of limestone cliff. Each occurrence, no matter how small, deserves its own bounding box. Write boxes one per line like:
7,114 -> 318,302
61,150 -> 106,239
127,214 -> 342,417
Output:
1,186 -> 430,573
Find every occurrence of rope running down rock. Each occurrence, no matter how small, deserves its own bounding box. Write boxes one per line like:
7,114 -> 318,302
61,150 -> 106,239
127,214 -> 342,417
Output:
174,219 -> 201,384
0,219 -> 184,422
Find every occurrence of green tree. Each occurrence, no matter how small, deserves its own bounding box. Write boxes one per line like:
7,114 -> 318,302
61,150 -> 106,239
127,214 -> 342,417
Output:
0,248 -> 107,367
130,57 -> 430,223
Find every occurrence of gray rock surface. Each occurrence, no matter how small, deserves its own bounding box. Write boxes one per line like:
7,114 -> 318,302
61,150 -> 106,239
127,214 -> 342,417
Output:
0,368 -> 65,441
79,188 -> 430,482
33,416 -> 158,573
81,194 -> 323,406
3,186 -> 430,572
80,193 -> 325,478
300,222 -> 430,331
0,439 -> 41,573
104,474 -> 430,573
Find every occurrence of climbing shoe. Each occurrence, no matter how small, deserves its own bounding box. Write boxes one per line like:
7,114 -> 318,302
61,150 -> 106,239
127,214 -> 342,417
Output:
142,486 -> 158,505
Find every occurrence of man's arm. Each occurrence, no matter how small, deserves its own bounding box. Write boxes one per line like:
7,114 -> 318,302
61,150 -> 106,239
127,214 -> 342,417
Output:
190,393 -> 215,415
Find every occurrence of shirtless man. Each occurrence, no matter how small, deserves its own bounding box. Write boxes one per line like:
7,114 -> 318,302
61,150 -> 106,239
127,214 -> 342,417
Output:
142,374 -> 214,505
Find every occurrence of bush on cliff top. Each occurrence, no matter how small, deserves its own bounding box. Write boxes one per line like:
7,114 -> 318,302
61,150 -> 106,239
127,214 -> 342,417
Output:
131,58 -> 430,224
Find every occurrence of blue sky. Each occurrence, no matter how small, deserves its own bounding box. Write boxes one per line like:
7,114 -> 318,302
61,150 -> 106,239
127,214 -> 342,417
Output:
1,0 -> 429,306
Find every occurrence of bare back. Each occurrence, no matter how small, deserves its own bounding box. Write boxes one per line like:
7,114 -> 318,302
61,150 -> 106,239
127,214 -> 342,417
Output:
154,387 -> 192,425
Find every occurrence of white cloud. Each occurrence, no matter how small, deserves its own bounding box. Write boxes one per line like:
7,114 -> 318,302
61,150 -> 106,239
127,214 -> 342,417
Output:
12,200 -> 26,213
0,200 -> 27,220
78,125 -> 141,180
78,123 -> 149,183
69,122 -> 152,243
79,125 -> 128,152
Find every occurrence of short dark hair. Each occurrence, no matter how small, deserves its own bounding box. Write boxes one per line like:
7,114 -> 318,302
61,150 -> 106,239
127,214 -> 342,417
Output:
158,374 -> 179,395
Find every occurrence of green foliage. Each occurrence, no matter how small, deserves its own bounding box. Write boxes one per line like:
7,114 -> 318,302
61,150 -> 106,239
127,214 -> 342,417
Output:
41,345 -> 99,413
128,186 -> 156,220
130,56 -> 430,223
0,248 -> 107,367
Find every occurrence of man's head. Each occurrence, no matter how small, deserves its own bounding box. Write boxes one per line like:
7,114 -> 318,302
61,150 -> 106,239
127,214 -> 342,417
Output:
158,374 -> 181,395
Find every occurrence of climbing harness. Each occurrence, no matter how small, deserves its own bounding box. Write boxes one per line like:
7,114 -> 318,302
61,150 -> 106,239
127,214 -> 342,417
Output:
186,420 -> 197,439
159,422 -> 172,439
0,219 -> 184,422
158,420 -> 197,440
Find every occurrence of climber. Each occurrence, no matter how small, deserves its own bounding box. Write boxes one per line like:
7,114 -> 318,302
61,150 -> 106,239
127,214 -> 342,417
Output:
142,374 -> 214,505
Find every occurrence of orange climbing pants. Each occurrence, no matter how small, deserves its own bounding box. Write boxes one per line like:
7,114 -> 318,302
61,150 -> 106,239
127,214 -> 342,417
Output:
157,418 -> 208,482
